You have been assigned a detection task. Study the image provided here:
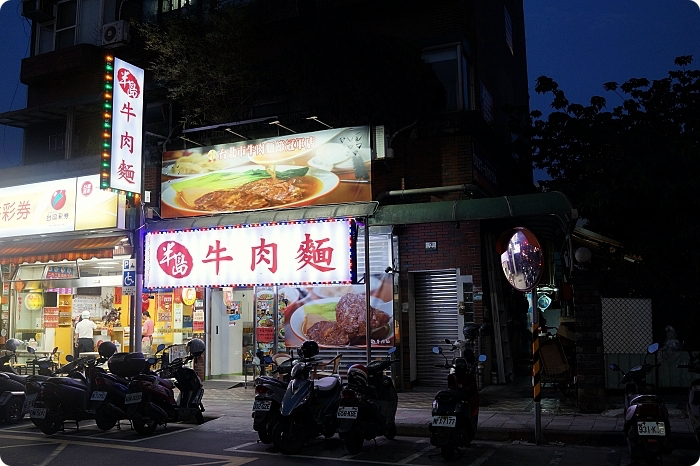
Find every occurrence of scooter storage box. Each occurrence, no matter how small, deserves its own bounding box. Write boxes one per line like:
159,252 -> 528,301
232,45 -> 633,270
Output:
108,352 -> 146,376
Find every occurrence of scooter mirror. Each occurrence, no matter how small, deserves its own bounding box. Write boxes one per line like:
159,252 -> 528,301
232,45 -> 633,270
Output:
444,338 -> 451,344
432,346 -> 442,354
146,357 -> 157,365
157,344 -> 166,352
608,363 -> 620,371
28,347 -> 36,355
647,343 -> 659,354
66,355 -> 74,362
387,347 -> 397,355
478,354 -> 487,362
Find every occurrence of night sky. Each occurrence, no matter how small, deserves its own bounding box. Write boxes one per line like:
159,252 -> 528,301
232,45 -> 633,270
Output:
1,1 -> 699,183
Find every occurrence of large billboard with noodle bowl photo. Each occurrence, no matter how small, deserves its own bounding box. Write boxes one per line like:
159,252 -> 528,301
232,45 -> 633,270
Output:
160,126 -> 372,218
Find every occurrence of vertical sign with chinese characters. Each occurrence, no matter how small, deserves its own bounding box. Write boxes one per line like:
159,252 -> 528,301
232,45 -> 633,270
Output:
104,56 -> 144,195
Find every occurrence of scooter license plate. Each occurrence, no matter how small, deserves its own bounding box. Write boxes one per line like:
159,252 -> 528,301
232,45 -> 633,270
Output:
638,421 -> 665,436
337,406 -> 358,419
23,393 -> 37,411
253,400 -> 271,411
90,391 -> 108,401
432,416 -> 457,428
30,408 -> 46,419
125,392 -> 142,404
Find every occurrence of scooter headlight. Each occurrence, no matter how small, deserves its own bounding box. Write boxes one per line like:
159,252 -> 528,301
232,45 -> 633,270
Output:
432,400 -> 438,410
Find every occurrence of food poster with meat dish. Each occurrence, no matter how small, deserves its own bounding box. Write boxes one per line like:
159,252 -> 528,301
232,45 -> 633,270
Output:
282,273 -> 394,349
255,286 -> 275,354
160,126 -> 372,218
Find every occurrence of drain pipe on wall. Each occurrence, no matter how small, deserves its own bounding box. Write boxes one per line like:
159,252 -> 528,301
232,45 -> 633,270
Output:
377,184 -> 482,202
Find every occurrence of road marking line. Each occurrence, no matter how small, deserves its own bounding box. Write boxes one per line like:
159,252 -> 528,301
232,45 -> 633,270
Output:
0,442 -> 54,449
4,425 -> 192,443
397,444 -> 432,464
0,433 -> 255,465
230,448 -> 431,466
224,442 -> 258,451
467,448 -> 496,466
36,441 -> 67,466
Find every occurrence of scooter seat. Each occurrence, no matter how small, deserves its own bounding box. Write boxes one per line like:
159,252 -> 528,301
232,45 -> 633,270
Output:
132,374 -> 175,389
316,376 -> 339,391
48,376 -> 87,389
630,394 -> 665,406
257,376 -> 287,388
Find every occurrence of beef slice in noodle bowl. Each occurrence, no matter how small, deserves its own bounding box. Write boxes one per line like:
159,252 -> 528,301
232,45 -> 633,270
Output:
171,166 -> 326,212
302,293 -> 392,346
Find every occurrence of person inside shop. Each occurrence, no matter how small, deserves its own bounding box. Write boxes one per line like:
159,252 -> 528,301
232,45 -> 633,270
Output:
74,311 -> 96,357
142,310 -> 154,355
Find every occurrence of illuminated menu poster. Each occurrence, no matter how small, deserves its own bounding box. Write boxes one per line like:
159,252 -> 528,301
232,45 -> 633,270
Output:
281,273 -> 394,349
45,265 -> 76,279
144,218 -> 353,288
255,287 -> 274,351
43,308 -> 59,328
159,126 -> 372,218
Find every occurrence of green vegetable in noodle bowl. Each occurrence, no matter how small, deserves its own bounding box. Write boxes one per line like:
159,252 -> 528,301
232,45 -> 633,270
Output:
171,167 -> 322,212
303,302 -> 337,321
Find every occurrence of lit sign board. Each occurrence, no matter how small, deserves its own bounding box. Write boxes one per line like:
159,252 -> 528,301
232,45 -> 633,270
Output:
0,175 -> 120,238
160,126 -> 372,218
102,56 -> 144,196
144,218 -> 354,288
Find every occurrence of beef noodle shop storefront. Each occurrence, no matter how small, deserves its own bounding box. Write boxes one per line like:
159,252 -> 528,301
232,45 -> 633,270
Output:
144,211 -> 397,381
149,125 -> 396,380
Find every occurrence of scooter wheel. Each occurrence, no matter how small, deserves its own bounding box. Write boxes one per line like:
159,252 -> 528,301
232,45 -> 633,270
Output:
344,432 -> 364,455
385,421 -> 397,440
133,417 -> 158,435
441,445 -> 455,460
94,405 -> 118,431
272,418 -> 305,455
35,404 -> 62,435
1,398 -> 24,424
195,411 -> 205,424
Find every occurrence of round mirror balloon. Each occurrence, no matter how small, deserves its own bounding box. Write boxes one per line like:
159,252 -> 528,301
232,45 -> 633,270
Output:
498,228 -> 543,292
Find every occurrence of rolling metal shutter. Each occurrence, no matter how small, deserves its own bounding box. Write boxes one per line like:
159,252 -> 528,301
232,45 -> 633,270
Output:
415,270 -> 459,387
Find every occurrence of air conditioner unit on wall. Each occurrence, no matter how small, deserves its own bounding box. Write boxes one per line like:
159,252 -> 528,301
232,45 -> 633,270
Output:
102,20 -> 130,48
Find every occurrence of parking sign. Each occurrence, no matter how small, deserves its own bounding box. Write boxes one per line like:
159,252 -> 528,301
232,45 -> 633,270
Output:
123,259 -> 136,295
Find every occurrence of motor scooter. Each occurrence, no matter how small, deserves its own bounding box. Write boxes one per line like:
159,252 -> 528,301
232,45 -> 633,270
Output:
125,339 -> 206,435
0,341 -> 54,423
30,349 -> 113,435
676,348 -> 700,443
337,346 -> 399,454
428,331 -> 487,460
251,352 -> 294,444
608,342 -> 674,464
272,341 -> 342,455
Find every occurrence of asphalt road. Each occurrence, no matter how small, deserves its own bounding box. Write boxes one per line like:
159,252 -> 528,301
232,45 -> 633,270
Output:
0,418 -> 699,466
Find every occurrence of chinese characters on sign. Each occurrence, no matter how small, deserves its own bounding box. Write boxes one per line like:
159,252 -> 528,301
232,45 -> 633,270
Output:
144,219 -> 353,288
110,58 -> 144,194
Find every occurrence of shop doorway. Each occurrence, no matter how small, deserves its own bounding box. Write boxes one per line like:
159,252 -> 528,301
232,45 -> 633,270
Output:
208,288 -> 254,379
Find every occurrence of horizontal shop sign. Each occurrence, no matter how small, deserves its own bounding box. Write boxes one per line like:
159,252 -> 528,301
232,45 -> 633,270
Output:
144,218 -> 353,288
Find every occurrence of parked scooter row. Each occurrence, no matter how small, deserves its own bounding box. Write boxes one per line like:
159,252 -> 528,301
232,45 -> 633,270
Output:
25,338 -> 205,435
676,345 -> 700,443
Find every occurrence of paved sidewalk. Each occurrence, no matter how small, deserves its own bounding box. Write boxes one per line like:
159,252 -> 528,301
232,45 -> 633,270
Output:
200,380 -> 696,446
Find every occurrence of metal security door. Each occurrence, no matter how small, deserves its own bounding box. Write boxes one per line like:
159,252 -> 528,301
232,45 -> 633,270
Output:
414,270 -> 459,387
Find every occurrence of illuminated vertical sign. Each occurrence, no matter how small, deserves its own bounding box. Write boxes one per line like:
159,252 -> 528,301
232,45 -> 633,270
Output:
101,56 -> 144,196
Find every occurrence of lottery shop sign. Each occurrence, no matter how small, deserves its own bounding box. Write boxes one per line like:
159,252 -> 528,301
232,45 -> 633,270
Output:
144,218 -> 353,288
102,56 -> 144,195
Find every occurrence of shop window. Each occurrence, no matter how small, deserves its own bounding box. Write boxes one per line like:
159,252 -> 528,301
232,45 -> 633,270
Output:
422,45 -> 471,113
55,0 -> 77,50
77,259 -> 122,277
37,22 -> 55,55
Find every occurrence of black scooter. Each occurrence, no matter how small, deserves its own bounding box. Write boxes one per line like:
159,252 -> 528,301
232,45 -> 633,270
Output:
429,337 -> 486,460
125,340 -> 206,435
0,345 -> 54,424
338,346 -> 399,454
609,342 -> 674,464
251,352 -> 294,444
30,351 -> 112,435
272,346 -> 342,454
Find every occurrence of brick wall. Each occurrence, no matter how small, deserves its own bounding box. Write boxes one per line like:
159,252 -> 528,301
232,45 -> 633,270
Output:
572,272 -> 606,413
397,220 -> 483,387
